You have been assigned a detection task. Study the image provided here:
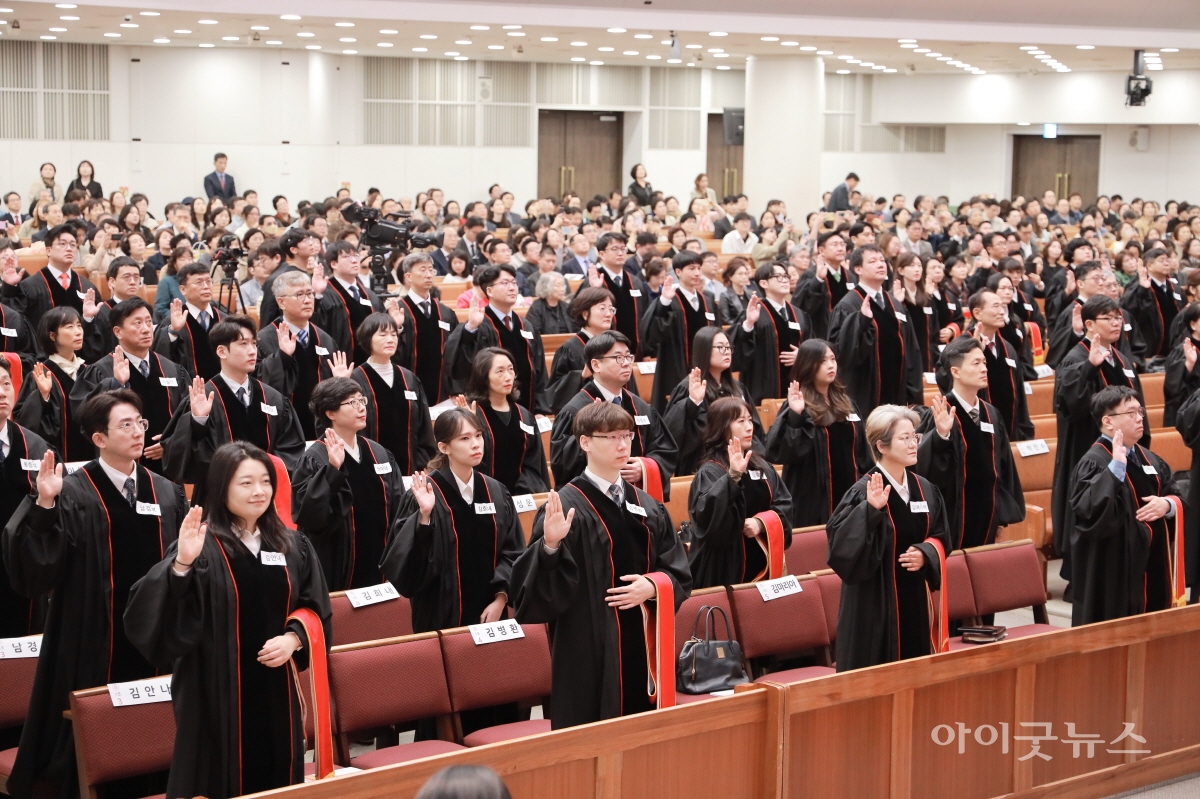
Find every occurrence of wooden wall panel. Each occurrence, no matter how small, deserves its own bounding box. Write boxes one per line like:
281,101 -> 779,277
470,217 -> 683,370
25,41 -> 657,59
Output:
786,696 -> 891,799
1143,630 -> 1200,753
910,670 -> 1017,799
1032,647 -> 1128,785
504,759 -> 597,799
621,724 -> 766,799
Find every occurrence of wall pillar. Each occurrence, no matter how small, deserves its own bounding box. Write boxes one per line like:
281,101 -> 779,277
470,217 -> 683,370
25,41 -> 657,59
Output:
743,55 -> 824,216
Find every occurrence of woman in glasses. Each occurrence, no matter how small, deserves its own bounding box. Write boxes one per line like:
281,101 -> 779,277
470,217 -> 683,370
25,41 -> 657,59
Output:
17,306 -> 94,463
826,404 -> 951,672
663,326 -> 762,476
546,287 -> 617,413
291,378 -> 405,590
460,347 -> 549,495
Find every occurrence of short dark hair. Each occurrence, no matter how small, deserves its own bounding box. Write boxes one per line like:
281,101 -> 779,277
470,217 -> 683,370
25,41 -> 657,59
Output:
568,287 -> 615,328
1074,260 -> 1102,283
279,227 -> 317,260
43,223 -> 76,247
36,305 -> 83,356
596,231 -> 627,254
848,245 -> 883,271
636,231 -> 658,247
1091,385 -> 1140,427
355,312 -> 399,356
583,330 -> 632,372
733,212 -> 754,224
214,152 -> 227,161
573,400 -> 634,438
176,262 -> 210,287
106,255 -> 141,281
999,257 -> 1023,275
475,264 -> 516,295
325,240 -> 356,263
308,376 -> 363,434
1144,247 -> 1168,262
845,172 -> 860,181
817,231 -> 845,249
464,215 -> 485,230
109,297 -> 153,329
255,238 -> 281,261
79,388 -> 143,438
940,336 -> 982,371
208,315 -> 257,353
1080,294 -> 1120,324
672,250 -> 703,272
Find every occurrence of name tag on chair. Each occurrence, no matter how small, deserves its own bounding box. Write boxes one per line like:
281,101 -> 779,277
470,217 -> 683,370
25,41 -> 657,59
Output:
980,422 -> 995,434
512,494 -> 538,513
0,635 -> 41,659
374,462 -> 392,475
756,575 -> 802,602
345,582 -> 399,608
469,620 -> 525,645
261,403 -> 278,416
474,502 -> 497,515
626,502 -> 647,517
159,377 -> 178,387
261,551 -> 286,566
403,390 -> 418,401
107,675 -> 173,707
1016,439 -> 1050,457
438,320 -> 451,331
136,502 -> 161,516
909,501 -> 930,513
537,417 -> 553,433
1024,383 -> 1033,395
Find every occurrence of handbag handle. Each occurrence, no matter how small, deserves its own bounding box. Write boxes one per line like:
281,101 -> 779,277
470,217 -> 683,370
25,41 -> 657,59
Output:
702,605 -> 733,643
689,604 -> 713,640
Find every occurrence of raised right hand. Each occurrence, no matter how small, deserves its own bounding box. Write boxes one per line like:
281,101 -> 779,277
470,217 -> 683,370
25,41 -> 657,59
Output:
323,428 -> 346,469
1111,429 -> 1127,465
169,298 -> 187,333
860,294 -> 874,319
189,375 -> 213,418
35,450 -> 62,508
588,264 -> 605,289
660,275 -> 677,304
0,252 -> 21,286
787,380 -> 806,415
467,291 -> 485,330
1064,269 -> 1076,297
866,471 -> 891,510
1185,338 -> 1197,373
175,506 -> 207,567
311,262 -> 328,296
1071,302 -> 1084,336
542,490 -> 575,548
744,293 -> 762,327
32,362 -> 53,401
815,254 -> 828,281
727,437 -> 751,475
112,347 -> 130,385
1088,341 -> 1108,367
275,322 -> 296,356
411,471 -> 436,523
687,367 -> 707,405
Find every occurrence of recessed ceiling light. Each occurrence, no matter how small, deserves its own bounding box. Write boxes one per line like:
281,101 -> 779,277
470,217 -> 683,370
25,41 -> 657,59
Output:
900,43 -> 919,48
199,43 -> 214,48
250,26 -> 268,31
297,32 -> 315,38
343,50 -> 357,54
508,31 -> 525,37
471,25 -> 490,31
1146,64 -> 1163,70
570,56 -> 585,62
1146,52 -> 1160,57
455,39 -> 471,44
685,43 -> 702,49
54,3 -> 76,7
175,29 -> 192,34
444,51 -> 459,56
667,58 -> 681,63
714,53 -> 729,58
707,48 -> 723,53
925,52 -> 942,57
119,23 -> 138,28
377,42 -> 393,47
265,40 -> 281,45
1017,122 -> 1031,125
816,50 -> 833,55
103,32 -> 120,38
502,25 -> 522,30
281,15 -> 301,21
883,68 -> 897,73
306,45 -> 320,50
571,41 -> 587,46
335,22 -> 354,28
154,38 -> 170,44
761,36 -> 778,42
418,34 -> 435,39
487,45 -> 504,50
623,50 -> 638,55
1076,45 -> 1094,49
1019,45 -> 1038,50
835,69 -> 850,74
598,46 -> 614,52
340,38 -> 356,43
199,20 -> 218,25
59,16 -> 78,21
140,11 -> 159,16
222,36 -> 240,41
897,39 -> 916,43
837,54 -> 853,60
799,46 -> 817,51
687,62 -> 696,66
846,59 -> 861,64
40,35 -> 56,40
49,28 -> 67,33
539,36 -> 557,42
607,27 -> 626,33
717,65 -> 731,70
412,47 -> 427,52
872,65 -> 887,70
913,48 -> 930,53
634,33 -> 653,39
948,60 -> 962,66
646,54 -> 662,60
709,31 -> 728,37
590,60 -> 604,65
1029,50 -> 1044,55
381,29 -> 399,34
1162,48 -> 1178,53
454,56 -> 468,61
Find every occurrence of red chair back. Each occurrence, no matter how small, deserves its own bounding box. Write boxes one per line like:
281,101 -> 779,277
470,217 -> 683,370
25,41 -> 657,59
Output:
329,591 -> 414,646
0,653 -> 37,728
963,541 -> 1047,616
785,527 -> 829,575
329,633 -> 452,734
674,586 -> 736,658
812,570 -> 842,644
944,551 -> 979,622
68,686 -> 175,789
728,575 -> 829,659
437,625 -> 552,713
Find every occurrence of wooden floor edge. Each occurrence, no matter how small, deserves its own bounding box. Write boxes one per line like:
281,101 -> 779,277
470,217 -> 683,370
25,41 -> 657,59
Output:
994,742 -> 1200,799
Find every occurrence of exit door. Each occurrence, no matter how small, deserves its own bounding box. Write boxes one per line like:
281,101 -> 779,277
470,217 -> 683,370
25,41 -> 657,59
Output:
537,110 -> 623,200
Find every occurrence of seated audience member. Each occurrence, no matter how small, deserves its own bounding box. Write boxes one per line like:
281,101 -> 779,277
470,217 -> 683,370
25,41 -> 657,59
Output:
546,287 -> 618,413
721,212 -> 759,254
153,263 -> 227,380
0,223 -> 100,328
640,250 -> 720,411
525,272 -> 571,335
16,306 -> 94,463
152,243 -> 193,321
462,347 -> 549,494
687,396 -> 791,589
511,401 -> 690,728
731,263 -> 809,403
826,404 -> 952,671
397,251 -> 457,405
239,238 -> 281,310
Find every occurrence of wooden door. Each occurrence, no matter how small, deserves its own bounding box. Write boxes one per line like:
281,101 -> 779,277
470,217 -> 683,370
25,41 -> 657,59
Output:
707,113 -> 743,199
537,110 -> 623,201
1011,135 -> 1101,205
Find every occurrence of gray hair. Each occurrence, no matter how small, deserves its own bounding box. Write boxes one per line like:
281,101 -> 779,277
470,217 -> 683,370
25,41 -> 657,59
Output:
535,271 -> 565,300
272,269 -> 312,299
864,404 -> 921,462
401,251 -> 434,276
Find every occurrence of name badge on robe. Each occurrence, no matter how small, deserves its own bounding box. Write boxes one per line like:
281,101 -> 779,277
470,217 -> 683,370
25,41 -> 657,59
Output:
19,459 -> 40,471
946,303 -> 956,310
923,306 -> 934,315
629,289 -> 643,297
159,377 -> 178,387
537,417 -> 553,433
846,282 -> 856,290
520,329 -> 534,340
1023,303 -> 1034,311
315,346 -> 330,356
374,462 -> 393,475
1124,323 -> 1133,331
519,421 -> 535,435
434,319 -> 451,332
788,320 -> 802,329
847,413 -> 861,422
135,501 -> 161,516
261,551 -> 286,566
0,327 -> 15,337
1174,293 -> 1182,301
474,502 -> 497,515
704,312 -> 717,321
512,494 -> 538,513
76,291 -> 88,300
1142,464 -> 1158,476
634,414 -> 650,425
1123,368 -> 1135,379
1015,328 -> 1023,339
359,297 -> 374,307
403,390 -> 418,400
261,403 -> 278,416
895,311 -> 908,322
748,470 -> 763,481
909,501 -> 930,513
980,422 -> 995,434
625,502 -> 647,517
1005,358 -> 1017,367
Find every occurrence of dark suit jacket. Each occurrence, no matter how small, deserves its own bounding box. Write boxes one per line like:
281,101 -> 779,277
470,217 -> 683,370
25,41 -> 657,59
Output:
203,171 -> 237,202
828,182 -> 852,212
429,248 -> 451,276
713,216 -> 735,240
457,241 -> 488,266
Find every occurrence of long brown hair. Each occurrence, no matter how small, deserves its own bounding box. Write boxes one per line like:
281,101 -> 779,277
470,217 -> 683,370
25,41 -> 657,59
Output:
202,442 -> 293,554
700,396 -> 767,472
427,407 -> 484,471
790,339 -> 855,425
894,249 -> 927,305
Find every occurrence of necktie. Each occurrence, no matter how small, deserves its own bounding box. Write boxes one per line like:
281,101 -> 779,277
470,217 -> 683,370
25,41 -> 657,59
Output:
420,300 -> 431,317
607,483 -> 622,506
612,273 -> 622,288
297,328 -> 308,347
874,292 -> 885,309
198,310 -> 210,330
349,284 -> 361,303
218,173 -> 225,190
0,439 -> 7,461
123,477 -> 136,508
504,315 -> 513,331
236,387 -> 249,407
59,272 -> 70,290
138,359 -> 150,378
969,407 -> 980,425
612,395 -> 622,406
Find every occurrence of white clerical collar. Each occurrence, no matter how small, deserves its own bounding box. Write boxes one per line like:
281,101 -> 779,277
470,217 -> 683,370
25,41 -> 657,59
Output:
879,466 -> 909,503
451,469 -> 474,504
584,468 -> 622,503
98,455 -> 137,495
952,390 -> 980,416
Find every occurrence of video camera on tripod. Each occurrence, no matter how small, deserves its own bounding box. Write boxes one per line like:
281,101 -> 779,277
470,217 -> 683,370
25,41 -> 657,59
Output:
341,202 -> 439,295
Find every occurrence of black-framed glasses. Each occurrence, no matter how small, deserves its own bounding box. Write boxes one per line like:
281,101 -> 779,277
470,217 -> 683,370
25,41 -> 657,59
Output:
712,344 -> 732,353
1108,406 -> 1147,419
597,354 -> 635,365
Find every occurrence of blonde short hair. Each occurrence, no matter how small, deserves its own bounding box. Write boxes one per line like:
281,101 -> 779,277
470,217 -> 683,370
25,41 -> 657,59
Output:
864,404 -> 921,462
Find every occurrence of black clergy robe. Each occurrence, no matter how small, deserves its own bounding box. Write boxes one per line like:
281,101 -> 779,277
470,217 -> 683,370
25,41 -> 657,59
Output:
123,531 -> 331,799
152,305 -> 226,380
546,331 -> 642,415
255,320 -> 342,441
600,268 -> 651,358
918,395 -> 1025,550
827,286 -> 925,416
826,468 -> 951,672
687,459 -> 792,589
1,463 -> 187,799
1,266 -> 98,330
1046,297 -> 1141,370
550,381 -> 678,498
69,350 -> 190,475
730,299 -> 809,404
1163,337 -> 1200,428
291,436 -> 404,591
905,298 -> 941,374
0,422 -> 51,638
382,467 -> 524,632
15,358 -> 94,464
313,277 -> 386,364
444,306 -> 551,415
160,376 -> 305,502
764,404 -> 871,528
510,476 -> 690,728
1121,277 -> 1185,358
639,290 -> 719,412
0,301 -> 36,369
397,293 -> 457,404
1068,440 -> 1182,626
349,363 -> 436,475
1052,341 -> 1147,581
473,400 -> 549,495
792,264 -> 853,341
1171,389 -> 1200,590
933,334 -> 1034,442
662,377 -> 764,477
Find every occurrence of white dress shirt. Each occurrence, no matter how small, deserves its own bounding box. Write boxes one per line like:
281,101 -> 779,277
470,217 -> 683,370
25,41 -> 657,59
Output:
584,467 -> 623,504
98,456 -> 137,495
451,468 -> 475,504
880,466 -> 910,503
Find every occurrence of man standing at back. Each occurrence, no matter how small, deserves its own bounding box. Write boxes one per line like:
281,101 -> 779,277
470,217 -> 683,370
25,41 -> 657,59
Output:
203,152 -> 237,202
827,172 -> 859,212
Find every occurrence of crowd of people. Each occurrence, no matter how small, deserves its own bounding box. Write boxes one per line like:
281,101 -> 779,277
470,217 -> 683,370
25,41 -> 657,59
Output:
0,151 -> 1198,799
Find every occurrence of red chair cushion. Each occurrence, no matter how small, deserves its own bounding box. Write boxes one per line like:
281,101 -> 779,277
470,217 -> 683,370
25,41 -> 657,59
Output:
754,665 -> 835,684
350,740 -> 465,770
0,746 -> 16,777
462,719 -> 551,747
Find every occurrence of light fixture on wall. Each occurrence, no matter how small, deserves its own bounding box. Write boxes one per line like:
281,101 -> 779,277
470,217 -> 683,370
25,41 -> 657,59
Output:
1042,123 -> 1058,139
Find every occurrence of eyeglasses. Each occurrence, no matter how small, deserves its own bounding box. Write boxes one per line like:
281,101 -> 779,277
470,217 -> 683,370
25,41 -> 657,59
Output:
1094,314 -> 1124,323
768,272 -> 789,282
340,397 -> 368,409
108,418 -> 150,434
492,279 -> 518,288
284,290 -> 315,300
1108,406 -> 1147,419
597,354 -> 635,365
893,433 -> 923,446
712,344 -> 732,353
589,432 -> 635,443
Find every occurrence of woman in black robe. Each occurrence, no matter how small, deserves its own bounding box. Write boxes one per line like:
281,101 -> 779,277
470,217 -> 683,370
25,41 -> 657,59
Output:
765,340 -> 871,528
827,405 -> 951,672
545,287 -> 617,414
687,397 -> 791,589
663,327 -> 762,477
291,377 -> 405,590
15,306 -> 94,463
461,347 -> 548,495
349,312 -> 437,473
124,442 -> 332,799
1162,303 -> 1200,428
381,408 -> 525,633
895,251 -> 939,374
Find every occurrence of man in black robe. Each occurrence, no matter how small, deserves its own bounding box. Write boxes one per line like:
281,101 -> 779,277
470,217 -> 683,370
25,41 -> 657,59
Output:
1172,375 -> 1200,602
639,250 -> 719,412
551,332 -> 677,499
70,298 -> 190,476
0,223 -> 99,330
594,232 -> 651,358
512,401 -> 690,729
152,262 -> 228,380
2,389 -> 188,799
731,264 -> 810,404
1070,385 -> 1183,625
1052,295 -> 1148,588
827,245 -> 924,416
1121,247 -> 1185,359
947,290 -> 1034,441
395,252 -> 457,405
919,338 -> 1025,552
444,264 -> 551,415
312,241 -> 389,364
83,256 -> 144,358
792,231 -> 851,340
161,316 -> 305,501
1046,262 -> 1138,369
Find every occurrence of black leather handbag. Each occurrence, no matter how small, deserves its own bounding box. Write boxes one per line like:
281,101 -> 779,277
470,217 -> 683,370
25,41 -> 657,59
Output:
676,605 -> 749,695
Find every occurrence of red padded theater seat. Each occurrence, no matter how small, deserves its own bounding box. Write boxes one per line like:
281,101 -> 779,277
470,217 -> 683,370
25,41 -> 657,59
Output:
462,719 -> 551,747
350,740 -> 465,769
